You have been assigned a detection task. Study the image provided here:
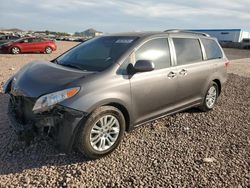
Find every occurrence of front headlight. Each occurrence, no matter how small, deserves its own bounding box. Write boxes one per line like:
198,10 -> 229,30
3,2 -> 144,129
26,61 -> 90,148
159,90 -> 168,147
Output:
33,87 -> 80,113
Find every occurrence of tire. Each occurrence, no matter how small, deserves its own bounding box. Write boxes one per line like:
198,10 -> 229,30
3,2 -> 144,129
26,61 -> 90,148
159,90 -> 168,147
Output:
76,106 -> 126,159
45,46 -> 52,54
199,81 -> 218,112
11,47 -> 20,54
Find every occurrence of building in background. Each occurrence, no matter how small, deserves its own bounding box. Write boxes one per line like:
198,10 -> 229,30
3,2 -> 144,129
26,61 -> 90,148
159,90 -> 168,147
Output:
190,29 -> 250,43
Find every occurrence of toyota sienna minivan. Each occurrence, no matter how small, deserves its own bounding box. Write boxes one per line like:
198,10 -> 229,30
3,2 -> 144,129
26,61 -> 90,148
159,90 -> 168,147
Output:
3,30 -> 228,159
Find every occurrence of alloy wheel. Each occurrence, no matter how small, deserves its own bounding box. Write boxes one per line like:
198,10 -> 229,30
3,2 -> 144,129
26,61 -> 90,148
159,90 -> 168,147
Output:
205,85 -> 217,108
12,47 -> 20,54
90,115 -> 120,152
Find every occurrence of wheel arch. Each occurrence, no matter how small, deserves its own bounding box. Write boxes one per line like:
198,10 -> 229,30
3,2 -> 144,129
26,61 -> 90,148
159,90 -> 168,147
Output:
104,102 -> 131,132
45,45 -> 52,49
82,100 -> 132,132
212,79 -> 221,96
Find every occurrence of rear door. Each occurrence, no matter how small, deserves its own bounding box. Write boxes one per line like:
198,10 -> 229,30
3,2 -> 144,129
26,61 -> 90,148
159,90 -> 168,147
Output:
28,38 -> 45,52
171,37 -> 212,105
129,37 -> 178,125
31,38 -> 46,52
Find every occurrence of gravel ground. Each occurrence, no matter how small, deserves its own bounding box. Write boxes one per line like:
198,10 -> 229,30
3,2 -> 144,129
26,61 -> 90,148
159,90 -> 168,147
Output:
0,43 -> 249,187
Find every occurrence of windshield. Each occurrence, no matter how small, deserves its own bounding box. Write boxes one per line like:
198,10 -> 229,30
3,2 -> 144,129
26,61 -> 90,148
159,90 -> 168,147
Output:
56,36 -> 138,71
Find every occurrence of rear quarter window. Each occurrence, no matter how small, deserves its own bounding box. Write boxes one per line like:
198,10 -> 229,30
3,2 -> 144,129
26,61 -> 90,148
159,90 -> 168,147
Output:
201,38 -> 223,60
173,38 -> 203,65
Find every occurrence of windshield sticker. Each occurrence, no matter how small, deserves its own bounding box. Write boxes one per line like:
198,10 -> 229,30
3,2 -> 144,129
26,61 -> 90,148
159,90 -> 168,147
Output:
115,39 -> 134,44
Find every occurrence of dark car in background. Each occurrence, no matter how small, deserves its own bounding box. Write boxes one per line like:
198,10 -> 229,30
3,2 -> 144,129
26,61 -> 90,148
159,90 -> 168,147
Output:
0,35 -> 20,45
4,31 -> 228,159
0,37 -> 57,54
242,38 -> 250,49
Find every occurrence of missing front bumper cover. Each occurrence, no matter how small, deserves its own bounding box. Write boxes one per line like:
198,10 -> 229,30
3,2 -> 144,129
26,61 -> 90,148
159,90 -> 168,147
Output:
8,95 -> 86,153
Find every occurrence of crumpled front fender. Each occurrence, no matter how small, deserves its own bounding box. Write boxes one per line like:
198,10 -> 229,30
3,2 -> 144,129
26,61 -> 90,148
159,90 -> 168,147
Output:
56,106 -> 86,153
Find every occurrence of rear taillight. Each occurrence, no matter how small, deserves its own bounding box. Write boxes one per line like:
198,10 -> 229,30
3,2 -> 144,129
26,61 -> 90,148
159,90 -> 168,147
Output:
225,61 -> 230,68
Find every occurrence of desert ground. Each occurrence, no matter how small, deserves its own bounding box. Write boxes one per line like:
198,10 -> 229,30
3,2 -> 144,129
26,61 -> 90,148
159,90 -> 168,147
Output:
0,41 -> 249,187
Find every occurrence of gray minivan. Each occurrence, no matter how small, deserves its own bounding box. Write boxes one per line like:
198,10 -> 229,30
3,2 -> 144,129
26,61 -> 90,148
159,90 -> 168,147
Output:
4,30 -> 228,159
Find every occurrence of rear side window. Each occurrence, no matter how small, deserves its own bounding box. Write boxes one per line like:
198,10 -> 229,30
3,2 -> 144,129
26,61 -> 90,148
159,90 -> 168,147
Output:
27,38 -> 33,43
201,38 -> 223,60
135,38 -> 171,69
173,38 -> 203,65
32,38 -> 43,42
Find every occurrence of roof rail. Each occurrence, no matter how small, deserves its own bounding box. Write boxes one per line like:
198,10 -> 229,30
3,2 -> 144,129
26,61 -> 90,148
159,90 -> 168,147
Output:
164,29 -> 210,37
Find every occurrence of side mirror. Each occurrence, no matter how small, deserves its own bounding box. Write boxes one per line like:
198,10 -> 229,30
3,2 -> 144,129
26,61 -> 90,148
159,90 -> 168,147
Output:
134,60 -> 155,73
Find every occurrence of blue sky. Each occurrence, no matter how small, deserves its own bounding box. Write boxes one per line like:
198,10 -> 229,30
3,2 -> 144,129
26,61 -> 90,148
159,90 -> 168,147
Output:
0,0 -> 250,33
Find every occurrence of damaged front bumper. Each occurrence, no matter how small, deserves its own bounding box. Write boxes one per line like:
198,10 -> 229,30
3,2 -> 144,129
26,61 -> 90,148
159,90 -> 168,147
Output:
8,94 -> 86,153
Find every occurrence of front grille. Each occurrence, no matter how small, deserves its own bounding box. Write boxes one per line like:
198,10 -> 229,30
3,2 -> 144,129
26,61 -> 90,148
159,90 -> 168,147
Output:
10,95 -> 36,124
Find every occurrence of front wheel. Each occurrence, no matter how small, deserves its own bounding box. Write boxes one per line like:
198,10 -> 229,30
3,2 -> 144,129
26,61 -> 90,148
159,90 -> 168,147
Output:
11,47 -> 20,54
76,106 -> 125,159
199,81 -> 218,111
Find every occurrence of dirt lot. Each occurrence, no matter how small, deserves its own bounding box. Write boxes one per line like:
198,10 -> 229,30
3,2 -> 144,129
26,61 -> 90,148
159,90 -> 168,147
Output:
0,42 -> 249,187
224,48 -> 250,60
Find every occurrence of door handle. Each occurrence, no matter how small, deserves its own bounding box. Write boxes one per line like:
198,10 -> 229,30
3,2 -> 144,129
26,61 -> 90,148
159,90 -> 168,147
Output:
179,69 -> 188,76
167,71 -> 177,79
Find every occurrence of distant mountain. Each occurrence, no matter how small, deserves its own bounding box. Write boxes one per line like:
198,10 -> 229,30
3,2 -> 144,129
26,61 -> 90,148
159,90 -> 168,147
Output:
1,28 -> 23,32
75,28 -> 103,37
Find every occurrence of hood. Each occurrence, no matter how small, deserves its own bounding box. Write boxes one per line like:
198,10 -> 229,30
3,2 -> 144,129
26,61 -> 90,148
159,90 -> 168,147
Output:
10,61 -> 95,98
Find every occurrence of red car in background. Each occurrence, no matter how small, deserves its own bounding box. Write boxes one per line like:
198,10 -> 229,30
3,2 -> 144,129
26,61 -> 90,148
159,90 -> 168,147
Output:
0,37 -> 57,54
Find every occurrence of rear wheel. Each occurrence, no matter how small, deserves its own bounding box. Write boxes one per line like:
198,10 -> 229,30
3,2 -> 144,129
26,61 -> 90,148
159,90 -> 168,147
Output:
45,46 -> 52,54
11,47 -> 20,54
76,106 -> 125,159
199,81 -> 218,111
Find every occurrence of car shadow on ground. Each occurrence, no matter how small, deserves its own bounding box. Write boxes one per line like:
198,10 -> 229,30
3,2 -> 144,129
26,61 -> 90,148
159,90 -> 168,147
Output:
182,107 -> 204,114
0,92 -> 90,175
